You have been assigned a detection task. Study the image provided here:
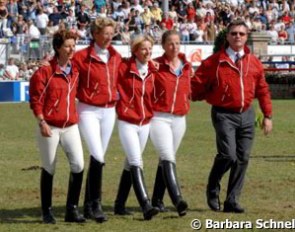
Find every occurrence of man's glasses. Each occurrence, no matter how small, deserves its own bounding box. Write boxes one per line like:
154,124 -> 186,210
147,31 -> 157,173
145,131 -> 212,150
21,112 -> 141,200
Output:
230,32 -> 247,36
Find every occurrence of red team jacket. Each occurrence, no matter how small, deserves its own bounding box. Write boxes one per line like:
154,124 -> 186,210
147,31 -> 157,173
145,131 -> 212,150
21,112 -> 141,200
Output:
191,46 -> 272,117
116,57 -> 157,126
153,53 -> 192,115
73,43 -> 122,107
29,58 -> 79,128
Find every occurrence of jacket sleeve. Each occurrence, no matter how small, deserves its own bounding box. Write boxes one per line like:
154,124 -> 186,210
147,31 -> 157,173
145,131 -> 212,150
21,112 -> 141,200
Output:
29,68 -> 48,117
255,60 -> 272,117
191,61 -> 210,101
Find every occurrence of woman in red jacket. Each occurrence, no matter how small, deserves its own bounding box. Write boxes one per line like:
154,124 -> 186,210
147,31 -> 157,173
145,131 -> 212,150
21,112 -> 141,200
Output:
150,30 -> 191,217
72,17 -> 122,222
115,35 -> 159,220
29,30 -> 85,224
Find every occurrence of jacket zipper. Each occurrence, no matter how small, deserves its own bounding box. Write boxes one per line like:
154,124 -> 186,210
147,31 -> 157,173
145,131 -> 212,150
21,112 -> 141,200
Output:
171,77 -> 180,114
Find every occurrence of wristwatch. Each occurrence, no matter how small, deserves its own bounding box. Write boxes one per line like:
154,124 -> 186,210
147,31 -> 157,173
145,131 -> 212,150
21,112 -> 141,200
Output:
264,115 -> 272,120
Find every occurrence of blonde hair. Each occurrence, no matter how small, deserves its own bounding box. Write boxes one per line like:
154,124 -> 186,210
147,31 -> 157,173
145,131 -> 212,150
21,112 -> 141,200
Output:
90,17 -> 116,37
130,35 -> 154,55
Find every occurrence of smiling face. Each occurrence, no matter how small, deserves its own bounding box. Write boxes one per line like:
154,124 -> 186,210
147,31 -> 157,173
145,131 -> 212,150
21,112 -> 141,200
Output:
226,25 -> 248,52
57,38 -> 76,62
93,26 -> 115,49
134,40 -> 153,64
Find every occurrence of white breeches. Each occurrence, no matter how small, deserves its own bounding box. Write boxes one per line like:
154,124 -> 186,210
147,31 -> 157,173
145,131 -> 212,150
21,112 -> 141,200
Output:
77,102 -> 116,163
118,120 -> 150,169
150,112 -> 186,163
37,124 -> 84,175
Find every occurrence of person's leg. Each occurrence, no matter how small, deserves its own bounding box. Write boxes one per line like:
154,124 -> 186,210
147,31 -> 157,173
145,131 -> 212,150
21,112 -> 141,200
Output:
60,125 -> 85,222
37,126 -> 60,224
119,121 -> 158,220
207,107 -> 238,211
78,103 -> 109,222
225,108 -> 255,213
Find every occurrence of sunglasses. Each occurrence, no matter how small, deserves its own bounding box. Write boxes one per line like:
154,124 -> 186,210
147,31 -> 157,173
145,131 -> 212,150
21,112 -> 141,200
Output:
230,32 -> 247,36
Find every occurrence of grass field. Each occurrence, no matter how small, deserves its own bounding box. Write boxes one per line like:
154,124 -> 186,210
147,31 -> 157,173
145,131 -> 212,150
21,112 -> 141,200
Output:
0,100 -> 294,232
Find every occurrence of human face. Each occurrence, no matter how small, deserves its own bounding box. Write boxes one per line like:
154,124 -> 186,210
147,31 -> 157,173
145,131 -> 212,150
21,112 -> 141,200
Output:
94,26 -> 114,49
162,34 -> 180,59
134,40 -> 153,64
57,38 -> 76,62
226,25 -> 248,51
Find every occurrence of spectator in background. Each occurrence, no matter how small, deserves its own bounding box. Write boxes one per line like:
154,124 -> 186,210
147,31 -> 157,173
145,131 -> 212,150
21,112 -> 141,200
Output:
6,0 -> 18,28
286,21 -> 295,44
49,6 -> 63,27
76,4 -> 90,29
278,24 -> 288,44
131,0 -> 144,14
94,0 -> 106,14
161,12 -> 174,30
267,23 -> 279,44
36,8 -> 49,35
150,2 -> 162,23
15,15 -> 28,52
0,0 -> 8,32
179,17 -> 190,43
186,3 -> 196,22
120,24 -> 130,44
27,19 -> 41,60
3,58 -> 19,80
141,6 -> 153,27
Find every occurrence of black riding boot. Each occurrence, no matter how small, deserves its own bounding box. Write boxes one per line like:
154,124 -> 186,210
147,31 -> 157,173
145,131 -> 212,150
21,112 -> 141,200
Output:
206,156 -> 233,211
130,166 -> 159,220
114,169 -> 132,215
65,171 -> 86,223
40,168 -> 56,224
151,163 -> 167,212
162,160 -> 188,217
84,156 -> 107,223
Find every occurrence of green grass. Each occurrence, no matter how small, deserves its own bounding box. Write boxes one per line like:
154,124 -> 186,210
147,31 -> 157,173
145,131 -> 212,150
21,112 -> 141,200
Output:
0,100 -> 295,232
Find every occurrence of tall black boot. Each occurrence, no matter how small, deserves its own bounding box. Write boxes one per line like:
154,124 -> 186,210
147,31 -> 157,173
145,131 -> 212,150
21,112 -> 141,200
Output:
84,156 -> 107,223
130,166 -> 159,220
206,156 -> 233,211
151,163 -> 167,212
40,168 -> 56,224
162,160 -> 188,216
65,171 -> 86,223
114,169 -> 132,215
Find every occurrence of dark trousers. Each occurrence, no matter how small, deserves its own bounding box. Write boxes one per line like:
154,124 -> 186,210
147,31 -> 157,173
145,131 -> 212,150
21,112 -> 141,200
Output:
209,106 -> 255,203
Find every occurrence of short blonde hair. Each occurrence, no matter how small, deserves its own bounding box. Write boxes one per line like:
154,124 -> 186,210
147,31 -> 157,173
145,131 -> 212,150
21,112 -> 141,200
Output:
90,17 -> 116,37
130,35 -> 154,55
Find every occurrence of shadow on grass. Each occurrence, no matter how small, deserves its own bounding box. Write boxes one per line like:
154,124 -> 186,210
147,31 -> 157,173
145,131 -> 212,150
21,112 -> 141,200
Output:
0,205 -> 206,224
251,154 -> 295,162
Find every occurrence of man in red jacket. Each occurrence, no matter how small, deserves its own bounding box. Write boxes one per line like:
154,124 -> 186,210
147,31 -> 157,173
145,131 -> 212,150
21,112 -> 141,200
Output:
191,19 -> 273,213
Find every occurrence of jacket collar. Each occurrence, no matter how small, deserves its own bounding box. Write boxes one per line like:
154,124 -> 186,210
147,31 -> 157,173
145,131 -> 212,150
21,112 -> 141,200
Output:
129,56 -> 157,77
49,57 -> 78,76
88,42 -> 118,61
219,45 -> 251,61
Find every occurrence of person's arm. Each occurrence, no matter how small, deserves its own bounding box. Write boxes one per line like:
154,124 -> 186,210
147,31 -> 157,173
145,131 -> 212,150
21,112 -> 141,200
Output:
29,67 -> 52,137
255,60 -> 273,135
190,60 -> 211,101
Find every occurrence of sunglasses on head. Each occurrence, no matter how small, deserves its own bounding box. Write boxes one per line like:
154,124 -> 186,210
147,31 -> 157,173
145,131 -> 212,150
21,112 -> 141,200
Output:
230,32 -> 247,36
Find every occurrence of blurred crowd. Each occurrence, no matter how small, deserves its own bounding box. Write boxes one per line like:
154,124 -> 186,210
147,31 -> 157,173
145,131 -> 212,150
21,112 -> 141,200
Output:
1,0 -> 295,80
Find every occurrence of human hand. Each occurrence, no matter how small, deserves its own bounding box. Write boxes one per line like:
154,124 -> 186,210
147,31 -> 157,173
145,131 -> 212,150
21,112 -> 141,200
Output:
40,121 -> 52,137
262,117 -> 272,136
